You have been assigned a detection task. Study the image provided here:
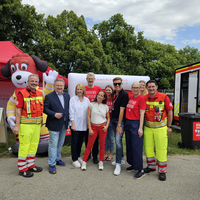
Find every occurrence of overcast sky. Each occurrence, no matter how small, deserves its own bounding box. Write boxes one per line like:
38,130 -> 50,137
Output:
22,0 -> 200,50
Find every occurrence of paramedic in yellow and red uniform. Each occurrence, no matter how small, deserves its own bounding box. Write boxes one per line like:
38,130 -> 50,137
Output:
143,80 -> 173,181
13,74 -> 43,178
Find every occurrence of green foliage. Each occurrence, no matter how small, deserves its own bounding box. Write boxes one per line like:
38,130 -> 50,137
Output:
0,129 -> 17,158
139,40 -> 181,88
92,13 -> 143,75
178,45 -> 200,66
168,129 -> 200,155
0,0 -> 44,53
33,10 -> 111,75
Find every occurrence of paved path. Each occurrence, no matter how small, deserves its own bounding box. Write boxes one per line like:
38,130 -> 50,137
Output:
0,155 -> 200,200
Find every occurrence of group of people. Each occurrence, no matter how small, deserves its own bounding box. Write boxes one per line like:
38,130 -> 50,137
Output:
13,72 -> 173,181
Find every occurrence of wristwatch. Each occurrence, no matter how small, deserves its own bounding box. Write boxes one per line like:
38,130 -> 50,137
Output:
118,124 -> 122,127
167,126 -> 172,128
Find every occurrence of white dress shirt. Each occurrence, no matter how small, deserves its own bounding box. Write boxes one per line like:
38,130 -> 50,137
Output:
69,96 -> 90,131
55,92 -> 64,109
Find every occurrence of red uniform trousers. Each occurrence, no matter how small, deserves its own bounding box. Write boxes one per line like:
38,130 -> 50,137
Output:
83,124 -> 107,162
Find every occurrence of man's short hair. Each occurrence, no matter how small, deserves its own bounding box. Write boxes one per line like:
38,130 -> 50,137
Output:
28,74 -> 39,81
113,77 -> 122,82
54,79 -> 65,85
75,84 -> 86,96
146,80 -> 158,87
87,72 -> 95,78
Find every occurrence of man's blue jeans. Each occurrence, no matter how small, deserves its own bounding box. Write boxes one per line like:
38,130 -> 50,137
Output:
48,125 -> 67,166
105,123 -> 115,153
111,118 -> 125,164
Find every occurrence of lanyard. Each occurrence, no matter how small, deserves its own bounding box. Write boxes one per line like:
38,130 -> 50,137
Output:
113,93 -> 120,105
112,92 -> 120,110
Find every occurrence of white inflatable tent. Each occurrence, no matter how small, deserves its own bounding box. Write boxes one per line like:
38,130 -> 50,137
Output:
68,73 -> 150,97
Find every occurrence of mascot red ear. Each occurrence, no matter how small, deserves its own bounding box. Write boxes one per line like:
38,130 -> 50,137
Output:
1,53 -> 48,78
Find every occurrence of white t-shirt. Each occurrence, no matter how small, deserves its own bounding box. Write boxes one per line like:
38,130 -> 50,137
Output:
89,102 -> 109,124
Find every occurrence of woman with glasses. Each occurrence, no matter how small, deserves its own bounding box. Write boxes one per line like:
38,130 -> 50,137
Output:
125,81 -> 146,179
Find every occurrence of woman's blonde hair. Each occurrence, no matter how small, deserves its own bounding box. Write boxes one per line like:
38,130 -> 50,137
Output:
139,80 -> 148,96
131,81 -> 141,88
75,84 -> 86,96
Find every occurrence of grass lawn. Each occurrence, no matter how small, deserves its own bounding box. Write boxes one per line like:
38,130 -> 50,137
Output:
0,128 -> 17,158
1,128 -> 200,158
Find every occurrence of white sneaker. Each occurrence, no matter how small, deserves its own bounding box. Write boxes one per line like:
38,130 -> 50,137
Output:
72,160 -> 81,168
111,157 -> 126,166
99,161 -> 104,171
111,160 -> 116,166
114,164 -> 121,176
121,157 -> 126,164
81,161 -> 86,171
78,157 -> 83,164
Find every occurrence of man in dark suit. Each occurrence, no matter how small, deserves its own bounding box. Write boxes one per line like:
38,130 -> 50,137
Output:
44,79 -> 70,174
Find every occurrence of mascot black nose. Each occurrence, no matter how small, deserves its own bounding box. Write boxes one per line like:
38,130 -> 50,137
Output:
16,75 -> 21,80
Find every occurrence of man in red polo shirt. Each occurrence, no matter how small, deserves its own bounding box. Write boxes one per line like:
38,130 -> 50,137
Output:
143,80 -> 173,181
85,72 -> 101,164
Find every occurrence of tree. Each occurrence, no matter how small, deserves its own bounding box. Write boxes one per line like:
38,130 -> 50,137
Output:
0,0 -> 45,53
34,10 -> 111,75
138,39 -> 181,89
178,45 -> 200,66
92,13 -> 144,75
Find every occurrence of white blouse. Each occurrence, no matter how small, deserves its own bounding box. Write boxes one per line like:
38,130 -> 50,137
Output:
69,96 -> 90,131
89,102 -> 109,124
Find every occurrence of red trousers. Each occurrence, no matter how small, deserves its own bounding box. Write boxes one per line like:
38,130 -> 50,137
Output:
83,124 -> 107,162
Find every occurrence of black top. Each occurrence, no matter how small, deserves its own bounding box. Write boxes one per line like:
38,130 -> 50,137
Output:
112,88 -> 129,119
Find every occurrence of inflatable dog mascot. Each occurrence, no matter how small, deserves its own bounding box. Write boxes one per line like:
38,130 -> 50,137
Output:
1,53 -> 58,154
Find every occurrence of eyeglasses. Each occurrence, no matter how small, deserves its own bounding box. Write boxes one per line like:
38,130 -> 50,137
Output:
114,82 -> 122,86
132,87 -> 139,89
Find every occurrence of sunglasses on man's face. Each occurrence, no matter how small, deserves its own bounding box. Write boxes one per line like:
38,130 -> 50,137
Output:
114,82 -> 122,86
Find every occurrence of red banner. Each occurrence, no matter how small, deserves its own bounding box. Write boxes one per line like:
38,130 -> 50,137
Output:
193,122 -> 200,141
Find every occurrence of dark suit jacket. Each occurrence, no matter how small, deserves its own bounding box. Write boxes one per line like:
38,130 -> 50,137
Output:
44,90 -> 70,131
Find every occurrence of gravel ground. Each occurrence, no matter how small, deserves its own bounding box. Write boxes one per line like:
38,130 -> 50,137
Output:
0,155 -> 200,200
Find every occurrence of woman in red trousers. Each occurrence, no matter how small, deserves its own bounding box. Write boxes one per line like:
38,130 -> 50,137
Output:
81,90 -> 110,171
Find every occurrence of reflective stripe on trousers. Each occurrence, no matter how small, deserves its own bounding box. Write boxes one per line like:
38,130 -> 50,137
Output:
146,157 -> 167,173
157,160 -> 167,173
18,157 -> 28,172
18,124 -> 40,172
18,154 -> 36,172
146,157 -> 156,170
144,125 -> 168,173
